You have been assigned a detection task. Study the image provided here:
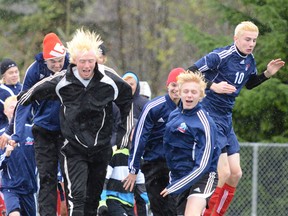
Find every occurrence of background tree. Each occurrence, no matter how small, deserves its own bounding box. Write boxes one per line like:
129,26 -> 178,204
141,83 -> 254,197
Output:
0,0 -> 86,71
83,0 -> 193,95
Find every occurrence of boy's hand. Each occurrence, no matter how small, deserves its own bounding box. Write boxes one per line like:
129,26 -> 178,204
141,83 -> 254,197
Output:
5,144 -> 15,157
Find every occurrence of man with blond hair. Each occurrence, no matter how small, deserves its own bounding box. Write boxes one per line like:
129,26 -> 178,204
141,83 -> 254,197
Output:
18,28 -> 133,216
160,71 -> 220,216
188,21 -> 285,215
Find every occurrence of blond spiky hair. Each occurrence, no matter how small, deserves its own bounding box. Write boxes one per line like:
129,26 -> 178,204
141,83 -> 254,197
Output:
177,71 -> 207,99
234,21 -> 259,37
67,28 -> 103,64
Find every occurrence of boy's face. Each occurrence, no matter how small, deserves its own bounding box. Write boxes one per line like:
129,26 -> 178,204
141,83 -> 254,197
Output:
45,57 -> 65,73
2,66 -> 20,85
180,81 -> 201,110
124,77 -> 137,95
4,100 -> 17,121
167,82 -> 180,102
75,50 -> 97,80
234,30 -> 258,55
97,54 -> 107,64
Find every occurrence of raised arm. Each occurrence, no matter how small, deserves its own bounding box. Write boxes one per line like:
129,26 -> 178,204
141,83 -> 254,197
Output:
18,71 -> 65,106
246,58 -> 285,89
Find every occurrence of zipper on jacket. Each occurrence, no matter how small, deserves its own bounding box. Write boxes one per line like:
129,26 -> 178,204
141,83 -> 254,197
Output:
192,141 -> 197,161
7,167 -> 11,179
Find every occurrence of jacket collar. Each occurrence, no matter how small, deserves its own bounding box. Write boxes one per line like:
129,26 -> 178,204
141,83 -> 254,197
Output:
181,103 -> 202,116
66,63 -> 103,85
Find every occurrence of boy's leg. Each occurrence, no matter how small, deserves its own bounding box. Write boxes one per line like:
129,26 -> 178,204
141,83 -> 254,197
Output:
213,153 -> 241,216
203,152 -> 230,216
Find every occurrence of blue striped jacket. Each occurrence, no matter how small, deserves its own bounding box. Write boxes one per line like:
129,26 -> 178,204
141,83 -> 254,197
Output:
164,103 -> 220,195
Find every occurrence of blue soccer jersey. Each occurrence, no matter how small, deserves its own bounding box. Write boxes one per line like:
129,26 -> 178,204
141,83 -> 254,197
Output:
195,44 -> 257,112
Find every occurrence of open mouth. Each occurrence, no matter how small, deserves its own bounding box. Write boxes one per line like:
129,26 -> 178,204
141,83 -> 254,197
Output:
82,70 -> 91,74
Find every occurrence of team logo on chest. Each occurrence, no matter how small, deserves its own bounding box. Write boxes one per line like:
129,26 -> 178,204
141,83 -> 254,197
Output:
25,136 -> 34,145
245,63 -> 250,71
177,122 -> 188,133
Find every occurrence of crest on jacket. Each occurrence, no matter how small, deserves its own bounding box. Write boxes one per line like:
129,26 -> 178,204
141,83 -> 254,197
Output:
177,122 -> 187,133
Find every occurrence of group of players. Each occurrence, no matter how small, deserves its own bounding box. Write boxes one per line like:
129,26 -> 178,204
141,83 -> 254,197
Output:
0,20 -> 285,216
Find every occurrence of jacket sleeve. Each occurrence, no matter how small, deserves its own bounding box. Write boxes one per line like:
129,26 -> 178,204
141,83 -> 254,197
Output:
110,103 -> 121,147
0,150 -> 10,170
188,52 -> 221,90
128,102 -> 157,174
11,104 -> 32,143
9,63 -> 41,141
245,73 -> 269,89
18,71 -> 65,106
113,78 -> 134,149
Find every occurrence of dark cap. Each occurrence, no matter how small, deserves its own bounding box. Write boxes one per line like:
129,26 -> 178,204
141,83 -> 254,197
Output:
1,58 -> 17,75
99,44 -> 106,56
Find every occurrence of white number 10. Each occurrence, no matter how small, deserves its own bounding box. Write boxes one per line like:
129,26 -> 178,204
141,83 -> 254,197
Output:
235,72 -> 244,84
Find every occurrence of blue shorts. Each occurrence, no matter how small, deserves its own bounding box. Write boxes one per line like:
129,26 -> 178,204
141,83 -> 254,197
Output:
2,189 -> 37,215
202,104 -> 240,155
226,128 -> 240,155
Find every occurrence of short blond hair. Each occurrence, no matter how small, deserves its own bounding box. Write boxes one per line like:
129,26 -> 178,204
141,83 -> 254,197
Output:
234,21 -> 259,37
67,28 -> 103,64
177,71 -> 206,99
4,95 -> 17,112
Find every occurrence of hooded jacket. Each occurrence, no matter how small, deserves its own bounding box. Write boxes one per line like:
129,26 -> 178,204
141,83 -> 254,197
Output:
122,71 -> 149,119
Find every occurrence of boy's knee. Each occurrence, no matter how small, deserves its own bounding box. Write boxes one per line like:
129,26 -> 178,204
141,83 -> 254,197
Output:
218,168 -> 231,181
232,169 -> 242,181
